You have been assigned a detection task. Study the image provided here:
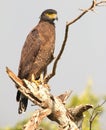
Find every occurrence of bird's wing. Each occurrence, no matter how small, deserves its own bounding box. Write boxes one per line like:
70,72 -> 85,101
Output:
18,27 -> 42,79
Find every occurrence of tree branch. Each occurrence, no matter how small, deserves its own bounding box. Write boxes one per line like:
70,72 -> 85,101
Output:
23,109 -> 51,130
44,25 -> 69,83
6,67 -> 93,130
44,0 -> 106,83
6,67 -> 80,130
89,100 -> 106,130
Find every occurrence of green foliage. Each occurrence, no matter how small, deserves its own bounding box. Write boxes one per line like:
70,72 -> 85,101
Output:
10,119 -> 28,130
39,119 -> 58,130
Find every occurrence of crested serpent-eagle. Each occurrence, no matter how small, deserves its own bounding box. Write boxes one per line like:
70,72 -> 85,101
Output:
16,9 -> 58,114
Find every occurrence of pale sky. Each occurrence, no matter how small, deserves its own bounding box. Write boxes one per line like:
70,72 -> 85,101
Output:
0,0 -> 106,129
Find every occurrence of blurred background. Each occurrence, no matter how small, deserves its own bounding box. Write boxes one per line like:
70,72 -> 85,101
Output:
0,0 -> 106,129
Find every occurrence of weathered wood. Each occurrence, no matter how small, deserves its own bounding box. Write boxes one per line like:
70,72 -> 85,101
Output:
23,109 -> 51,130
6,67 -> 80,130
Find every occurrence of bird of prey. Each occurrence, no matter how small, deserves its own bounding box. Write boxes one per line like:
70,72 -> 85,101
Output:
16,9 -> 58,114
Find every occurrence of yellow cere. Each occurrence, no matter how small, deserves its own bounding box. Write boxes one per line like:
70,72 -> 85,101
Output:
46,13 -> 57,19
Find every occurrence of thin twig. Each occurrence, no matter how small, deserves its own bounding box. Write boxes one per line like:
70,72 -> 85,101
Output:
89,100 -> 106,130
96,0 -> 106,6
44,25 -> 69,83
67,0 -> 96,26
44,0 -> 106,83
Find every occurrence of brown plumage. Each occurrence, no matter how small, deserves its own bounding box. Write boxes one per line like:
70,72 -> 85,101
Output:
16,9 -> 58,114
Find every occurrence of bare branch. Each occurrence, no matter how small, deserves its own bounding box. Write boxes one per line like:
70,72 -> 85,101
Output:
89,100 -> 106,130
6,67 -> 79,130
58,91 -> 72,105
23,109 -> 51,130
68,104 -> 93,121
6,67 -> 53,107
44,24 -> 69,83
68,104 -> 93,129
44,0 -> 106,83
6,66 -> 24,88
6,67 -> 94,130
96,0 -> 106,6
67,0 -> 106,26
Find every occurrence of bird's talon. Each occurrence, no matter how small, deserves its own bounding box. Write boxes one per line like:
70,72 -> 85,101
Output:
31,74 -> 41,85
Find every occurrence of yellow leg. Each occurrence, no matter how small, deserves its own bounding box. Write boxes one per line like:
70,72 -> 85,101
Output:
31,74 -> 50,90
31,74 -> 35,82
40,73 -> 44,83
31,73 -> 44,85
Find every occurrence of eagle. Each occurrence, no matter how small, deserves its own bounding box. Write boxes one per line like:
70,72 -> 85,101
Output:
16,9 -> 58,114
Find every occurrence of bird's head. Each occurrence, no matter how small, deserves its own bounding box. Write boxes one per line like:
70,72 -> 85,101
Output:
40,9 -> 58,23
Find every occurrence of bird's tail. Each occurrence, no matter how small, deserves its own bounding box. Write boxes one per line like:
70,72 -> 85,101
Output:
16,91 -> 28,114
